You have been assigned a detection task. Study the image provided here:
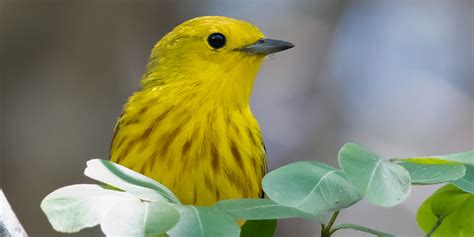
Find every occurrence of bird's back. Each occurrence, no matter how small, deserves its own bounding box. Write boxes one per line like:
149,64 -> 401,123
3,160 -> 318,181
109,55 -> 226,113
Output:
110,87 -> 267,206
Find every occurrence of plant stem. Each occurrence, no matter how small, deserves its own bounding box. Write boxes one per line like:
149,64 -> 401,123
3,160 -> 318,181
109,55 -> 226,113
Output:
329,223 -> 394,237
321,211 -> 340,237
426,219 -> 443,237
326,211 -> 340,231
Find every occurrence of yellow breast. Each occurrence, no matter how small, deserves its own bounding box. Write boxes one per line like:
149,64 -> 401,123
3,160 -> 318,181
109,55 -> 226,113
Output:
110,86 -> 267,206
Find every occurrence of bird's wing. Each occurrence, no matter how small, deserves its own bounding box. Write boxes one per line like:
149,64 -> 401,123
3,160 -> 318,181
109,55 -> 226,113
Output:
260,139 -> 268,198
108,113 -> 123,161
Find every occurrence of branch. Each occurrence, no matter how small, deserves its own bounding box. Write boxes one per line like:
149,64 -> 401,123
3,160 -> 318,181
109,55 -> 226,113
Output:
0,189 -> 28,237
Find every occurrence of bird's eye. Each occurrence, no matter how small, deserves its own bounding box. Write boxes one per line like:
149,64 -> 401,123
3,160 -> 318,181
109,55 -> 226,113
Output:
207,33 -> 226,49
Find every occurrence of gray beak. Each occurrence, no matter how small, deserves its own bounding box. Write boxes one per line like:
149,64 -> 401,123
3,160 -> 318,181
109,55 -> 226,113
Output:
237,38 -> 294,55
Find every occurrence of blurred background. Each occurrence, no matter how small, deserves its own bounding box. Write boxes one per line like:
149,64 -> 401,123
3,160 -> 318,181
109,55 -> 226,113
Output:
0,0 -> 472,236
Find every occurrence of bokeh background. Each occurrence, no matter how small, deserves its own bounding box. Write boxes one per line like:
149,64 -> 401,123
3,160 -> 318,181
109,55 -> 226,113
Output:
1,0 -> 473,236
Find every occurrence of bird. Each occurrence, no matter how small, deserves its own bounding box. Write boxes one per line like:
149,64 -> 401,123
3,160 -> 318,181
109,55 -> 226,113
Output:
109,16 -> 293,206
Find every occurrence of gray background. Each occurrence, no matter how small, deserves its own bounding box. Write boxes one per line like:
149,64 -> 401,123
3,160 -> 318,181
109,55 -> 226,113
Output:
1,0 -> 473,236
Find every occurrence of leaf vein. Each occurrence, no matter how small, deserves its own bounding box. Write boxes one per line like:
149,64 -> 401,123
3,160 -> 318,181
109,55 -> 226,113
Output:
295,170 -> 338,208
365,160 -> 382,196
191,206 -> 204,237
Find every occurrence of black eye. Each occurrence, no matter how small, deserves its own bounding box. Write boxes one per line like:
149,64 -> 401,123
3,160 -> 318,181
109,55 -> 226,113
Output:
207,33 -> 226,49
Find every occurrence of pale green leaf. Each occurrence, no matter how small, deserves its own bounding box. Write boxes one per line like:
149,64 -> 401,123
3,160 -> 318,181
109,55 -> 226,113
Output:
262,161 -> 361,215
101,200 -> 179,237
438,151 -> 474,165
399,162 -> 466,184
167,206 -> 240,237
402,150 -> 474,165
84,159 -> 180,203
40,184 -> 135,233
338,143 -> 411,207
452,164 -> 474,194
215,198 -> 321,221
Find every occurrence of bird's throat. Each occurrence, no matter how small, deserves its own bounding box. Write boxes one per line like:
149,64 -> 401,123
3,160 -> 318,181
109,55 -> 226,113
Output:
141,55 -> 264,107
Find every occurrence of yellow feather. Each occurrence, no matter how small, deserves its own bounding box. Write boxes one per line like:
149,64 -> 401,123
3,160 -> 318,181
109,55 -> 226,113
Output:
110,16 -> 269,206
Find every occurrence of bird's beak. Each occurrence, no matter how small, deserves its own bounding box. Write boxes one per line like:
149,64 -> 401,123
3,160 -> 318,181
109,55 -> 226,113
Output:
236,38 -> 294,55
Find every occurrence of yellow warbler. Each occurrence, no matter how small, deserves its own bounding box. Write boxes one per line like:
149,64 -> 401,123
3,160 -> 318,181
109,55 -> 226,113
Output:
110,16 -> 293,206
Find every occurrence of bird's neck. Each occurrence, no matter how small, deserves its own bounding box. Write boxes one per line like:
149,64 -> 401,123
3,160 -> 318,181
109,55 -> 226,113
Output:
140,58 -> 263,108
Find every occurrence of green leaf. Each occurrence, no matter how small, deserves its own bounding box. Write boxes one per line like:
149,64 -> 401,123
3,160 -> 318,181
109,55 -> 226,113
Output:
262,161 -> 361,216
240,220 -> 276,237
402,150 -> 474,165
167,206 -> 240,237
399,162 -> 466,184
101,200 -> 179,237
84,159 -> 180,203
40,184 -> 136,233
452,164 -> 474,193
440,151 -> 474,165
416,185 -> 454,234
417,184 -> 474,236
338,143 -> 411,207
215,198 -> 321,221
430,190 -> 469,219
331,223 -> 394,237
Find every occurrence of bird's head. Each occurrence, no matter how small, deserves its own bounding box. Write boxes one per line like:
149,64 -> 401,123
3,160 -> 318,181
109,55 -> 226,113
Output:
141,16 -> 293,106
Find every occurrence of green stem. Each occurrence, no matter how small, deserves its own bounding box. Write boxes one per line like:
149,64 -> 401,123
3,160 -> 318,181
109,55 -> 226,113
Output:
326,211 -> 340,232
321,211 -> 340,237
426,219 -> 443,237
329,223 -> 394,237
